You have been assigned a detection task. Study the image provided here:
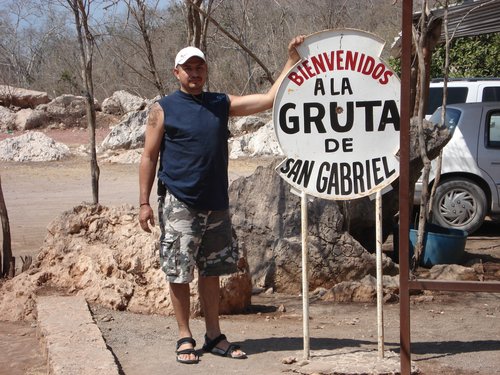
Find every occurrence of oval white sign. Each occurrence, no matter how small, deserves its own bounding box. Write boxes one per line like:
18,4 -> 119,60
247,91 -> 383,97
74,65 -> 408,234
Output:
274,29 -> 400,200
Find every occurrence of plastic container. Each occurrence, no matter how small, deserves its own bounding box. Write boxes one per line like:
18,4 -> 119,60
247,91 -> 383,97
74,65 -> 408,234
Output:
393,223 -> 468,267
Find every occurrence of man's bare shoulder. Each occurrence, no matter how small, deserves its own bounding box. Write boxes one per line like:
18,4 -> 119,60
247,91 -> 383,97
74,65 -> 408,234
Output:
147,102 -> 164,128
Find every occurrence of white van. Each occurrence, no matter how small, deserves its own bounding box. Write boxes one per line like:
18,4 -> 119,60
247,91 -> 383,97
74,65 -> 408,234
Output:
426,78 -> 500,118
415,101 -> 500,234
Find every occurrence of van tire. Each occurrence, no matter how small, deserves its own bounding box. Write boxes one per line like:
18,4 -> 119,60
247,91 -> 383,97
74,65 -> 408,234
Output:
431,178 -> 487,234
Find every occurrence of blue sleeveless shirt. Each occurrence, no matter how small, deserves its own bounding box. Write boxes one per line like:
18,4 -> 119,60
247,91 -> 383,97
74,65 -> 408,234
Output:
157,90 -> 231,210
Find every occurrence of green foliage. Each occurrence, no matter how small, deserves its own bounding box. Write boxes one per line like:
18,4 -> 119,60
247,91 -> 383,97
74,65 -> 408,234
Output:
388,56 -> 401,77
430,33 -> 500,78
386,33 -> 500,80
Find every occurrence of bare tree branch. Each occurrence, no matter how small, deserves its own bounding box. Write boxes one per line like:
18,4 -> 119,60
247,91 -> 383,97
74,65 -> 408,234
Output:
186,0 -> 275,84
124,0 -> 165,95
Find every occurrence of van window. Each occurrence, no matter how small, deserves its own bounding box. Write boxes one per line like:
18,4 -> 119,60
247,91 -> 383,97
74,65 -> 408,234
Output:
427,87 -> 468,115
482,87 -> 500,102
429,107 -> 462,131
487,111 -> 500,148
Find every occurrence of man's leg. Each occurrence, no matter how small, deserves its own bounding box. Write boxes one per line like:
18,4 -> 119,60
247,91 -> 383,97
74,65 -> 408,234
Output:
169,282 -> 197,362
198,276 -> 221,337
199,275 -> 245,357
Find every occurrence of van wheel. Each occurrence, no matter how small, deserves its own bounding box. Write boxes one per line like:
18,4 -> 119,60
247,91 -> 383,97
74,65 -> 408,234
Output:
431,178 -> 487,234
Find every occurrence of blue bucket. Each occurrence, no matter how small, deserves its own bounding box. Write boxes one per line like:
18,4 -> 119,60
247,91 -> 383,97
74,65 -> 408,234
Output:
394,223 -> 468,267
409,223 -> 467,267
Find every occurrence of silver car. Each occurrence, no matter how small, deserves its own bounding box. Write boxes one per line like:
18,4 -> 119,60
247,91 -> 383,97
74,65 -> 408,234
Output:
414,101 -> 500,233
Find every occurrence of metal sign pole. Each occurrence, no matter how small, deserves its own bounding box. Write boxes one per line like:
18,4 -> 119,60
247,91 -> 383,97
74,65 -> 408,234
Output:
375,190 -> 385,358
301,191 -> 310,360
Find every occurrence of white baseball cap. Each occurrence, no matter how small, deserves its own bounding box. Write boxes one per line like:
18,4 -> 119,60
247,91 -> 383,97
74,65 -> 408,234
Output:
175,46 -> 206,67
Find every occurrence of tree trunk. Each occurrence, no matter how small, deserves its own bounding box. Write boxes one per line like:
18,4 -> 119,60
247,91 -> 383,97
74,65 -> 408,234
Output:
87,94 -> 99,205
413,1 -> 452,267
70,0 -> 99,204
428,2 -> 450,219
186,0 -> 203,47
413,1 -> 431,267
0,175 -> 13,278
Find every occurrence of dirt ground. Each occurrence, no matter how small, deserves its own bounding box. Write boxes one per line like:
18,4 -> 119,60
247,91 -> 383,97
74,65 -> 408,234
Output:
0,129 -> 499,375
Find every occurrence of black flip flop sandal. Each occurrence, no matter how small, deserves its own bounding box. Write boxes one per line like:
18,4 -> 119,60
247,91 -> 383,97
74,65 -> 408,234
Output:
176,337 -> 199,364
202,333 -> 247,359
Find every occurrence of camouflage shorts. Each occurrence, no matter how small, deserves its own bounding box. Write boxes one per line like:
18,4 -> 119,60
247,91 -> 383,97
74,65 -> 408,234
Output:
158,191 -> 238,283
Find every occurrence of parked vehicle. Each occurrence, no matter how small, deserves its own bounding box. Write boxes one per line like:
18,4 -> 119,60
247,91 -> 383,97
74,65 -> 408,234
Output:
414,101 -> 500,234
425,78 -> 500,119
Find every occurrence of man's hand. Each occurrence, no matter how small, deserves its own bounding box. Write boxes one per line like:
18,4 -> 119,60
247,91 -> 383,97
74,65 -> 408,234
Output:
288,35 -> 305,65
139,204 -> 155,233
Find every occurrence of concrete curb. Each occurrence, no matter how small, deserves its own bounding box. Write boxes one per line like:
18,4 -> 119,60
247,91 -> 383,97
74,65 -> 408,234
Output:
36,295 -> 120,375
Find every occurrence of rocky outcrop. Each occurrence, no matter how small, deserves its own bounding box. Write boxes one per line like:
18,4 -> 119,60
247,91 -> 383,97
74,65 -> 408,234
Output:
0,85 -> 50,108
229,121 -> 283,159
7,94 -> 102,131
101,90 -> 146,115
0,106 -> 16,131
0,204 -> 252,321
100,109 -> 148,150
36,94 -> 102,129
319,274 -> 400,303
100,149 -> 143,164
229,115 -> 268,137
0,131 -> 70,162
14,108 -> 48,130
229,160 -> 399,294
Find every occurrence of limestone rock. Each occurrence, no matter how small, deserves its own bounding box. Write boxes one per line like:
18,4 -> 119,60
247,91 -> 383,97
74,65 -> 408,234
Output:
101,96 -> 122,115
229,120 -> 282,159
15,108 -> 49,130
100,109 -> 148,150
42,95 -> 87,116
18,94 -> 102,130
0,106 -> 16,130
421,264 -> 478,281
0,85 -> 50,108
0,131 -> 70,161
100,149 -> 143,164
229,115 -> 268,137
101,90 -> 146,115
321,274 -> 399,303
0,204 -> 252,321
229,160 -> 399,294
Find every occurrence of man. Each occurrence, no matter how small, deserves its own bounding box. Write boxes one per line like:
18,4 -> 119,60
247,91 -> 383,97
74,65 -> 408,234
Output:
138,35 -> 304,364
